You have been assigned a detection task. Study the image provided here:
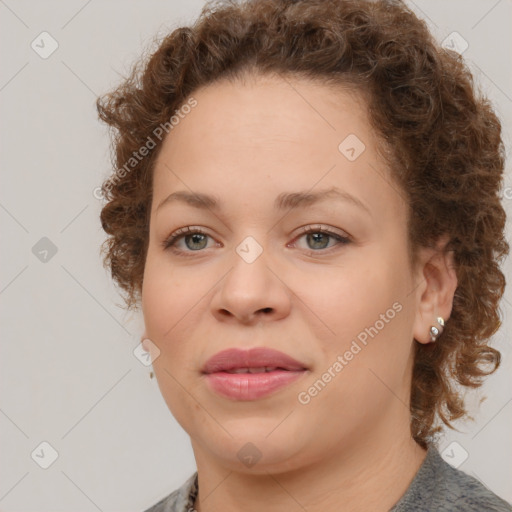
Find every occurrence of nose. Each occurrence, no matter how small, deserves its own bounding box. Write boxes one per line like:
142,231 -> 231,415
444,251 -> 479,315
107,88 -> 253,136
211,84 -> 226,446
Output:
210,248 -> 292,326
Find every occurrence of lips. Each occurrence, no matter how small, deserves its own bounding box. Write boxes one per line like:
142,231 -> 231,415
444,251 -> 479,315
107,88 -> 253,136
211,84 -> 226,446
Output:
202,347 -> 308,374
202,347 -> 309,401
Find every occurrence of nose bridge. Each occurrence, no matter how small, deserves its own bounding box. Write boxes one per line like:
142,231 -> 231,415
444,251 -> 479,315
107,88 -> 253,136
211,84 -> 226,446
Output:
227,234 -> 274,302
212,233 -> 290,323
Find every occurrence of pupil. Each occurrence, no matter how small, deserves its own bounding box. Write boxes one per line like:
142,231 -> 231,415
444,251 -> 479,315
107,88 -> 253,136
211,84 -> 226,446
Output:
308,232 -> 328,249
187,233 -> 207,250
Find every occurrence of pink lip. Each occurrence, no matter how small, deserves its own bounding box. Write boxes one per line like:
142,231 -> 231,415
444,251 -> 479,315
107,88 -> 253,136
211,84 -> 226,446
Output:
202,347 -> 308,374
201,347 -> 309,401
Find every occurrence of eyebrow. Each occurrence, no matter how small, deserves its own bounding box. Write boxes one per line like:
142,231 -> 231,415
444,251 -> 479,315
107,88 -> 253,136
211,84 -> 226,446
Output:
156,186 -> 371,216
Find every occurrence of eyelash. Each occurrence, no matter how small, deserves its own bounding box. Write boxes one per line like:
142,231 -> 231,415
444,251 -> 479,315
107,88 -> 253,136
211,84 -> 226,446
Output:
161,224 -> 351,258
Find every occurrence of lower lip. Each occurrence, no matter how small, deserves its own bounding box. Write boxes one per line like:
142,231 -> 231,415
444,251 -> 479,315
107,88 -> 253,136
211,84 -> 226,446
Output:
203,370 -> 307,400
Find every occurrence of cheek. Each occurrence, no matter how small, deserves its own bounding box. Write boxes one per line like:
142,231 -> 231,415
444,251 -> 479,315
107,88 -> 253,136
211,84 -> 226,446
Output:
310,254 -> 413,375
141,249 -> 217,373
303,259 -> 395,334
143,236 -> 208,299
142,250 -> 192,339
141,253 -> 209,426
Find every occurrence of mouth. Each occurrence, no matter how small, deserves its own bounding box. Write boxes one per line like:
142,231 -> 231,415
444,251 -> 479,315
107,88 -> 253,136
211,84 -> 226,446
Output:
221,366 -> 295,374
201,347 -> 309,401
201,347 -> 308,374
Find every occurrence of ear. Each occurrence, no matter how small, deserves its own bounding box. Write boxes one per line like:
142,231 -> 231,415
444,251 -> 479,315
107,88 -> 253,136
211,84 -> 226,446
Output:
412,235 -> 458,344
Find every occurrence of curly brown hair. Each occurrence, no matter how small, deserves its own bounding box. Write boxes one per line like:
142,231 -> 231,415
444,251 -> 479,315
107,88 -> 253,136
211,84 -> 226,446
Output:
96,0 -> 509,449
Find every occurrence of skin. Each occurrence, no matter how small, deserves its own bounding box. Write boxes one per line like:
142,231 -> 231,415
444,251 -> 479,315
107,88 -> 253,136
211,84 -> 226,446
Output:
141,73 -> 458,512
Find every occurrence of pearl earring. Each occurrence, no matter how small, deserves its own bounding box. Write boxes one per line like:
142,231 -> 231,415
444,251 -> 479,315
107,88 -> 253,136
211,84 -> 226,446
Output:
429,316 -> 445,342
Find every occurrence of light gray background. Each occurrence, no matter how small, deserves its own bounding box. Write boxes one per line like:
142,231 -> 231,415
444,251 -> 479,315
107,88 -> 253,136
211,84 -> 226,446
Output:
1,1 -> 511,511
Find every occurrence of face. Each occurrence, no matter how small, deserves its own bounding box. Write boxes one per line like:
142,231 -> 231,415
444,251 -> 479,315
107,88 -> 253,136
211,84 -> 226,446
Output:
142,74 -> 425,473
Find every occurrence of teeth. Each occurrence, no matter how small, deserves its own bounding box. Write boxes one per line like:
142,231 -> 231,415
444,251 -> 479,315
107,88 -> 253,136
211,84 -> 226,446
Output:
225,367 -> 280,374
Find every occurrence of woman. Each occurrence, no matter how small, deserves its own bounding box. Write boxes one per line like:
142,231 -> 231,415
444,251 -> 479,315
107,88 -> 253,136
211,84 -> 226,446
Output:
96,0 -> 511,510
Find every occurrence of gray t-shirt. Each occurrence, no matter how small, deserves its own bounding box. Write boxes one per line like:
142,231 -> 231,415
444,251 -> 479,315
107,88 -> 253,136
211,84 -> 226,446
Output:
143,444 -> 512,511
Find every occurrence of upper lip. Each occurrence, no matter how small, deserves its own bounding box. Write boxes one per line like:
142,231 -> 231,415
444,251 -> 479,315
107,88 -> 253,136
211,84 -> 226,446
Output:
202,347 -> 308,374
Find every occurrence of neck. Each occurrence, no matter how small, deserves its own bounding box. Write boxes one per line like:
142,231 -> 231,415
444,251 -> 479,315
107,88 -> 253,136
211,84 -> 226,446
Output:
191,424 -> 427,512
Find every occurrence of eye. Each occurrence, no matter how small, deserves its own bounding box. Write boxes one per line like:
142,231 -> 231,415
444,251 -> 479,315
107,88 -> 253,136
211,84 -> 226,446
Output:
161,226 -> 216,256
161,224 -> 351,257
290,224 -> 351,255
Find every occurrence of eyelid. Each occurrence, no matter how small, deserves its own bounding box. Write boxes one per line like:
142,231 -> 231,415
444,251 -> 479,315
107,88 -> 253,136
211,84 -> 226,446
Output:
162,224 -> 352,255
161,225 -> 213,251
287,224 -> 352,255
295,224 -> 351,241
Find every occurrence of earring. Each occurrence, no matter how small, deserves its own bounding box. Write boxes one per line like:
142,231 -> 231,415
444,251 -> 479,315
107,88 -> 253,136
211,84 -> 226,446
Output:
141,337 -> 155,379
429,316 -> 445,342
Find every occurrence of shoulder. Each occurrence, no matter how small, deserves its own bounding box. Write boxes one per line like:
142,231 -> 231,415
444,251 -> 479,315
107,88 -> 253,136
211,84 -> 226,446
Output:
142,472 -> 198,512
391,445 -> 512,512
433,453 -> 512,512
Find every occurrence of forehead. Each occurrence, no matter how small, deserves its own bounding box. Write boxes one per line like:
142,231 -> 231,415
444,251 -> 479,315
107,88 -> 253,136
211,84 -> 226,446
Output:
152,74 -> 406,222
159,74 -> 372,156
